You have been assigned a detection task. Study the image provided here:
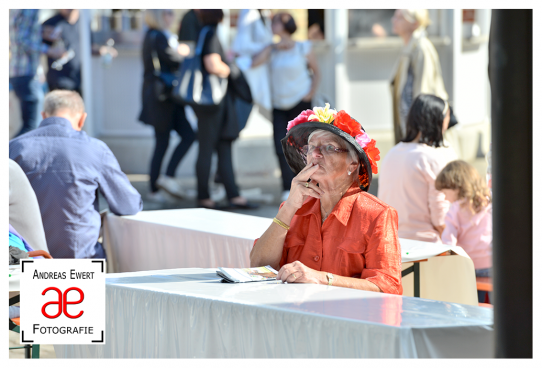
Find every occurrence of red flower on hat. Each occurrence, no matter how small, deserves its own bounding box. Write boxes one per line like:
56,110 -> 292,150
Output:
333,110 -> 363,137
334,110 -> 380,174
365,139 -> 380,174
287,105 -> 381,178
286,109 -> 318,131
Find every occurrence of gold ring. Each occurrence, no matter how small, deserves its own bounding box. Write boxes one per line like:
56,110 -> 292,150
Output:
305,182 -> 309,188
293,273 -> 297,279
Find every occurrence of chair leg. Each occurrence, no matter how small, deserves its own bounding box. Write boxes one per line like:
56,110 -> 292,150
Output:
31,344 -> 40,359
25,344 -> 31,359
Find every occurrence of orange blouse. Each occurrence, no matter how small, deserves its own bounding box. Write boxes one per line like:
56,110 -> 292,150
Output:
257,183 -> 403,295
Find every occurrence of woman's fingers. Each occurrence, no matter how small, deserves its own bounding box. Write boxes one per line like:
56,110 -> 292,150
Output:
278,262 -> 312,284
277,264 -> 291,281
301,187 -> 322,199
285,272 -> 299,283
296,163 -> 319,182
277,263 -> 300,283
296,181 -> 324,199
305,182 -> 325,195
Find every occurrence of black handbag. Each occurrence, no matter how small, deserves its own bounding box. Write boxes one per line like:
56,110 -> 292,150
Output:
173,26 -> 228,110
149,30 -> 178,102
228,63 -> 253,132
228,62 -> 253,103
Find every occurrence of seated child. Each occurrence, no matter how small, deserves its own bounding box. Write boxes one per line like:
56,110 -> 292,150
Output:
435,160 -> 492,303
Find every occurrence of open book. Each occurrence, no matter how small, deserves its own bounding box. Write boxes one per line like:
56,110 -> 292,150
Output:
217,266 -> 279,283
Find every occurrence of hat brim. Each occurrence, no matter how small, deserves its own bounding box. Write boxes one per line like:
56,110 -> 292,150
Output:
280,122 -> 373,191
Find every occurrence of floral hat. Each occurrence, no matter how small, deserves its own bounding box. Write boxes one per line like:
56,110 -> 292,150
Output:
280,103 -> 380,191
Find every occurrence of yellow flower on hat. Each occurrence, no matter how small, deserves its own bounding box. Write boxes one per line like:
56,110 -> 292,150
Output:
309,103 -> 337,124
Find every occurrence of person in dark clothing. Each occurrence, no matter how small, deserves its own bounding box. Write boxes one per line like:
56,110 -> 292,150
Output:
10,9 -> 64,137
195,9 -> 257,210
42,9 -> 118,95
308,9 -> 325,40
178,9 -> 202,42
42,10 -> 83,93
139,9 -> 196,202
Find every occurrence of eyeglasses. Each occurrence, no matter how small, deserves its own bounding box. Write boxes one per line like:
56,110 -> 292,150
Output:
302,144 -> 348,156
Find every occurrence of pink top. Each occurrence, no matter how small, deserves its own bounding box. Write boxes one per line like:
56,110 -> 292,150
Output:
441,200 -> 492,270
377,142 -> 457,243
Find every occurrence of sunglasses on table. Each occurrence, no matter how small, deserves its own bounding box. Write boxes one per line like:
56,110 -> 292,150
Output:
302,144 -> 348,156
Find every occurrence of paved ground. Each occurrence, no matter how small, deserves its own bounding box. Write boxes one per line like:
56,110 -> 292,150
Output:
113,173 -> 380,218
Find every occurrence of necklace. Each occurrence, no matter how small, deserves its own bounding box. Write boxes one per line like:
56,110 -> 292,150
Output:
319,180 -> 353,224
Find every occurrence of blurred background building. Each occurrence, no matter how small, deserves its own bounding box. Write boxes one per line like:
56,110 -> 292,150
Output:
9,9 -> 492,196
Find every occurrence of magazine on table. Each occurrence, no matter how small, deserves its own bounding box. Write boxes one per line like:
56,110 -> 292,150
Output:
217,265 -> 279,283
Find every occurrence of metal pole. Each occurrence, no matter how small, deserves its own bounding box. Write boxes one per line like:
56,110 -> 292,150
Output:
413,262 -> 420,298
489,9 -> 532,358
325,9 -> 348,110
79,9 -> 94,137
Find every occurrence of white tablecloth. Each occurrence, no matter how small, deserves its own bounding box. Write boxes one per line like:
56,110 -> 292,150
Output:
103,209 -> 272,273
104,209 -> 465,271
103,209 -> 479,305
54,268 -> 493,358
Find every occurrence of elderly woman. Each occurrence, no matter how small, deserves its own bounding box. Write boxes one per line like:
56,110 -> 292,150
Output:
378,94 -> 457,243
250,104 -> 402,294
390,9 -> 448,144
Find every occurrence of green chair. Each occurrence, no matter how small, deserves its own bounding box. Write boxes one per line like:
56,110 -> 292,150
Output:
9,294 -> 40,358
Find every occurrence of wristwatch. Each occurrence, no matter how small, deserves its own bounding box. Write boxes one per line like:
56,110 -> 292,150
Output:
326,272 -> 334,286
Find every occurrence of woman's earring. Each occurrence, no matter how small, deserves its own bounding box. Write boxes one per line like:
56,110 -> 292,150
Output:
347,170 -> 352,175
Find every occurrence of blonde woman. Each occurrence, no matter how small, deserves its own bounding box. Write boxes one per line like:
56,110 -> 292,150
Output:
390,9 -> 448,143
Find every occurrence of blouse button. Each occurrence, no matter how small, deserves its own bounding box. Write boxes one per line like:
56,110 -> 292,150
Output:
314,256 -> 320,262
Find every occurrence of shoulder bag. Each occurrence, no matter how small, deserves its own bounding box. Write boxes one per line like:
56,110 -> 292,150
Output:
173,26 -> 228,111
149,30 -> 179,102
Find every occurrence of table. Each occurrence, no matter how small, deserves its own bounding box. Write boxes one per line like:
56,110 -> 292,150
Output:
103,209 -> 479,305
102,209 -> 272,274
53,268 -> 494,358
104,209 -> 461,270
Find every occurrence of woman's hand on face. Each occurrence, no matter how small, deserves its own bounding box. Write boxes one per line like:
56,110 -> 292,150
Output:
277,261 -> 326,284
284,162 -> 325,210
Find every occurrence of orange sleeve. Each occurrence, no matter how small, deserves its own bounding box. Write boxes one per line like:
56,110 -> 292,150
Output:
360,207 -> 403,295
